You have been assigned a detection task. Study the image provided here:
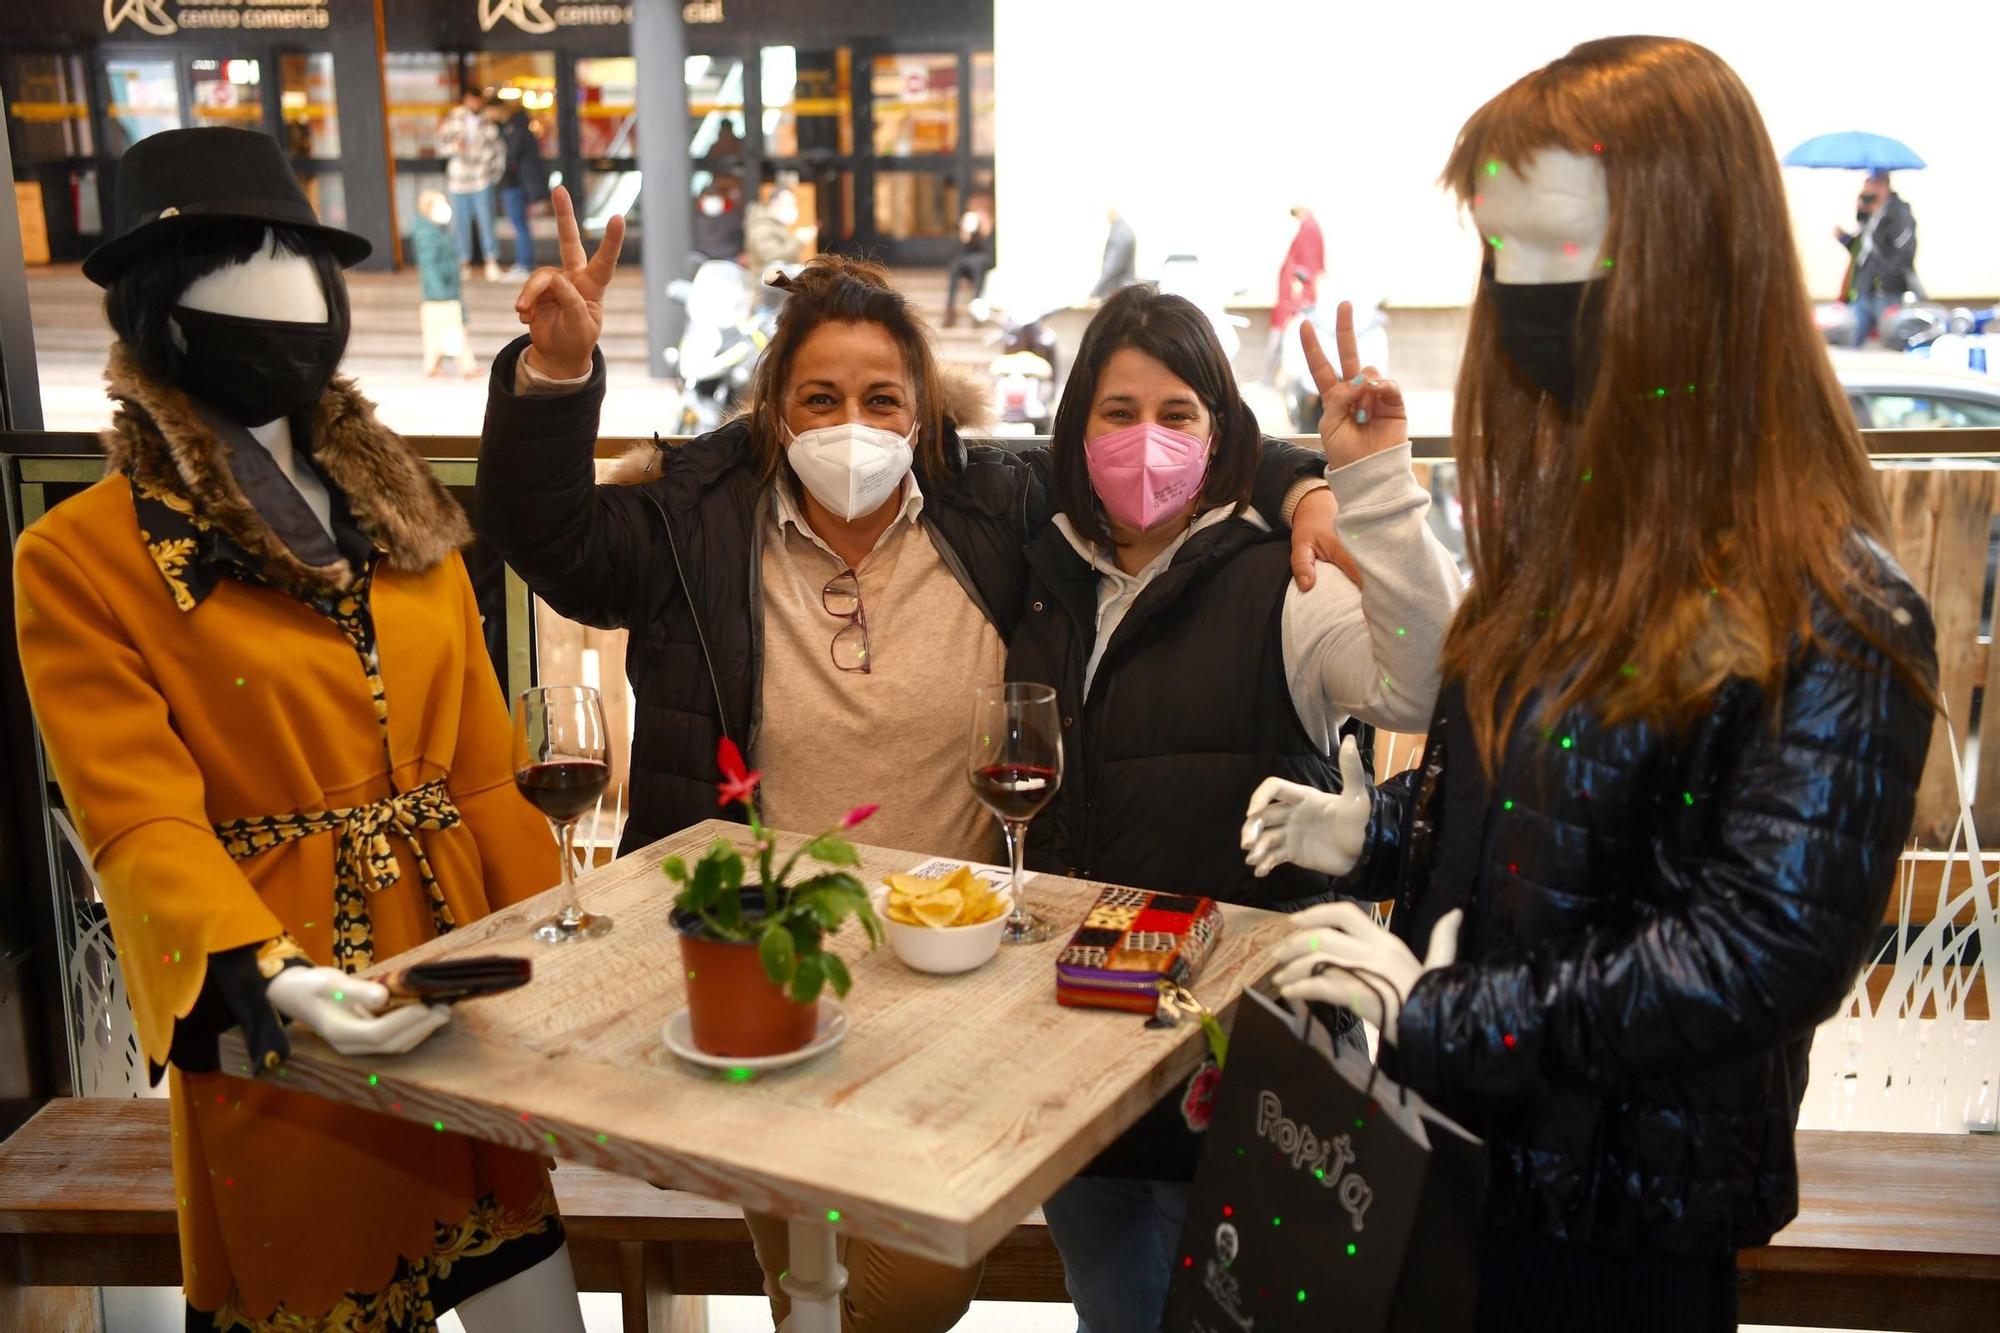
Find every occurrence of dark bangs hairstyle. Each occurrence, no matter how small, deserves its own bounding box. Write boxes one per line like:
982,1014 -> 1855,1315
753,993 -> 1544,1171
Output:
1050,283 -> 1260,546
744,254 -> 949,486
1438,34 -> 1934,774
104,221 -> 349,385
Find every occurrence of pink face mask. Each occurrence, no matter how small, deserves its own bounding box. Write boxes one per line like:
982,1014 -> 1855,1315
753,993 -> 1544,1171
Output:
1084,421 -> 1211,532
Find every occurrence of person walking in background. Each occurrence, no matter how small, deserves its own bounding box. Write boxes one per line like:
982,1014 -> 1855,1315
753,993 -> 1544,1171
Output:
413,191 -> 478,377
1836,171 -> 1919,347
1089,207 -> 1137,301
439,88 -> 504,281
497,104 -> 548,277
692,179 -> 745,262
943,192 -> 994,327
1271,204 -> 1324,353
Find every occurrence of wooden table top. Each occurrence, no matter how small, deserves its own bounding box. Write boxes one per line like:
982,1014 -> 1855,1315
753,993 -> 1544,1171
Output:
224,821 -> 1295,1267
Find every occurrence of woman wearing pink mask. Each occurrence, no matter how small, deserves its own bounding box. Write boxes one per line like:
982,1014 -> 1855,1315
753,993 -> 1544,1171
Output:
1008,283 -> 1462,1333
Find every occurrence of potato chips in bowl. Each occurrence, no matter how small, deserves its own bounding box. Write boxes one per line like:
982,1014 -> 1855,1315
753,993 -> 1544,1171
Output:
873,865 -> 1012,974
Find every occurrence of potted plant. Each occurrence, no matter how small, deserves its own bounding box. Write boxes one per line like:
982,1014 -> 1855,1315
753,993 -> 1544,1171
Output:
665,737 -> 885,1057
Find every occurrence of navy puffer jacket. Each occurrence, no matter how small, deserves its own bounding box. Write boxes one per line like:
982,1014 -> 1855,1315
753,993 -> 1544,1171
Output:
1347,541 -> 1937,1255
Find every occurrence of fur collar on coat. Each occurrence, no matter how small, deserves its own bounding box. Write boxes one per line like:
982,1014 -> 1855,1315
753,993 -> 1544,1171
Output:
100,342 -> 471,596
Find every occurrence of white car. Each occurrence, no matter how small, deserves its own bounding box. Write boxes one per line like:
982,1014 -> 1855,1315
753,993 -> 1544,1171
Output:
1831,349 -> 2000,430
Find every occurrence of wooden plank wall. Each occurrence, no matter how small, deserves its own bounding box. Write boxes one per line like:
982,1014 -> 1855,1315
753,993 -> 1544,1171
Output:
1878,466 -> 1999,847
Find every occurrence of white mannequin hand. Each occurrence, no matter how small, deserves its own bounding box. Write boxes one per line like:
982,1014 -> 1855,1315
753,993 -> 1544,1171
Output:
265,966 -> 450,1056
1267,904 -> 1463,1046
1241,734 -> 1372,878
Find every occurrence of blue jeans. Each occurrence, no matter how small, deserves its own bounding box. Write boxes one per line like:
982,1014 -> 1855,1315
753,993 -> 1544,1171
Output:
1849,291 -> 1894,347
1041,1177 -> 1191,1333
500,185 -> 533,269
449,184 -> 498,265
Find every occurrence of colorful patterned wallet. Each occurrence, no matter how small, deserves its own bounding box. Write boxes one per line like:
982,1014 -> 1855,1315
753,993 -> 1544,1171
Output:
1055,887 -> 1224,1013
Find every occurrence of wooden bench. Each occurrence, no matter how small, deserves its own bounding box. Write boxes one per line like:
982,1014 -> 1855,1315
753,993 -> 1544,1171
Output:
4,1098 -> 1997,1332
0,1098 -> 1066,1332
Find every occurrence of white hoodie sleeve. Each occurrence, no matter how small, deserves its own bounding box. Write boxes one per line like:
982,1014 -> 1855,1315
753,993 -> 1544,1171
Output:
1282,442 -> 1465,748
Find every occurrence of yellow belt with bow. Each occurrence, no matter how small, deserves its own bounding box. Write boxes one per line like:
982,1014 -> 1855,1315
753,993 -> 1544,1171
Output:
213,777 -> 462,972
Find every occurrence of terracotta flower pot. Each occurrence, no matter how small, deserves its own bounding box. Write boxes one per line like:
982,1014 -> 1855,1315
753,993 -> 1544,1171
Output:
673,899 -> 820,1058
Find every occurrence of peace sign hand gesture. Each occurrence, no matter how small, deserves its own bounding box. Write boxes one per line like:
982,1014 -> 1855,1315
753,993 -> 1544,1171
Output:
516,185 -> 626,381
1304,301 -> 1408,469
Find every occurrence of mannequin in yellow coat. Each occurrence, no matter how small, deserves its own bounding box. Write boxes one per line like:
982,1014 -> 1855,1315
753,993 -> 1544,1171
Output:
14,127 -> 584,1332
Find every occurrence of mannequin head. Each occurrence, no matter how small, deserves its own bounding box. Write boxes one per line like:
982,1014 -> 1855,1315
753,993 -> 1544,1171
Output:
104,221 -> 349,418
1470,149 -> 1608,285
1437,35 -> 1913,767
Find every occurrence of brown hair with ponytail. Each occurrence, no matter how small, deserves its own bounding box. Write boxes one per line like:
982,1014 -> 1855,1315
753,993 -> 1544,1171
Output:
1438,35 -> 1933,773
745,255 -> 950,486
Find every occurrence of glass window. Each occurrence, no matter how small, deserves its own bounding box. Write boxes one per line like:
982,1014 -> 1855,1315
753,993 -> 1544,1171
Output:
1860,392 -> 2000,429
762,46 -> 852,158
279,53 -> 339,162
468,52 -> 559,159
188,59 -> 262,132
301,172 -> 347,230
579,169 -> 641,234
575,56 -> 636,159
5,54 -> 95,158
761,165 -> 850,252
871,53 -> 958,157
385,52 -> 454,159
102,57 -> 181,156
686,53 -> 746,165
971,51 -> 994,157
873,169 -> 959,240
393,169 -> 448,239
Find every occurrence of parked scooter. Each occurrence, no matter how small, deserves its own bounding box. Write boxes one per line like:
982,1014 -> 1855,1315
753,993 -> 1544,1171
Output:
974,270 -> 1062,436
664,259 -> 799,435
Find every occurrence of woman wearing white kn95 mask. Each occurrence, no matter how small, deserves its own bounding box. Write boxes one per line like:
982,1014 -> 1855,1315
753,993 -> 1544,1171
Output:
476,187 -> 1353,1333
1240,36 -> 1937,1331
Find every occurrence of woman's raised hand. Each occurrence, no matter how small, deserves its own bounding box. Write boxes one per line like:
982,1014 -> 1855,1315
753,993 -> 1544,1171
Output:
516,185 -> 625,381
1304,301 -> 1408,469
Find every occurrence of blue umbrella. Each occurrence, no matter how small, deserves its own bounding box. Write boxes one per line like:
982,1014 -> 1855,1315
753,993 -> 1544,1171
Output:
1783,131 -> 1926,171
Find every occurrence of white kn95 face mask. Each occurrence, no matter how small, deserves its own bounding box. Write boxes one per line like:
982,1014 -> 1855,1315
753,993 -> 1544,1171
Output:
785,421 -> 917,521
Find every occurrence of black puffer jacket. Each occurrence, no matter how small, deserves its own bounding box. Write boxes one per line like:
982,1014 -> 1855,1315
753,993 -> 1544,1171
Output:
475,337 -> 1041,853
1346,543 -> 1936,1256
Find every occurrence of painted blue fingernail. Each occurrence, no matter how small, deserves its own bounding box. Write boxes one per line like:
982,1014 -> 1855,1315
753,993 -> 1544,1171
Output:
1355,409 -> 1370,424
1349,373 -> 1366,386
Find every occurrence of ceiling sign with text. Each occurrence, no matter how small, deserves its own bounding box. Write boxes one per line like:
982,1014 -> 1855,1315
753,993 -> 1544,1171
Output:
476,0 -> 635,31
103,0 -> 332,33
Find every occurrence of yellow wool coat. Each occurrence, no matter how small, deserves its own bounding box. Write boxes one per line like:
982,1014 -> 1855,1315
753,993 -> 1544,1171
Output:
12,349 -> 562,1327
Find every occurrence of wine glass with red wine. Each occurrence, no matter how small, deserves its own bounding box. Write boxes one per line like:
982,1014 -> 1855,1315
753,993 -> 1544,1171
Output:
968,682 -> 1064,945
513,685 -> 612,944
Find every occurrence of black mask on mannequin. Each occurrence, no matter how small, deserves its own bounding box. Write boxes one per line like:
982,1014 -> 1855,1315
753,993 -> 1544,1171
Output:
1484,273 -> 1602,410
171,305 -> 349,427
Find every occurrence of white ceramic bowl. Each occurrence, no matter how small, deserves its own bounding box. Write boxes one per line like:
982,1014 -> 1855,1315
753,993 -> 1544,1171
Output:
871,888 -> 1013,975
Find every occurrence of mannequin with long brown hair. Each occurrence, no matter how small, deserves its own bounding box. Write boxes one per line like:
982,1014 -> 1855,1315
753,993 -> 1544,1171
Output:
1242,36 -> 1937,1331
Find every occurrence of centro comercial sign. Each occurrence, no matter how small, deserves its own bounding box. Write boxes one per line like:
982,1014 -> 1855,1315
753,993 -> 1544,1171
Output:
477,0 -> 637,31
103,0 -> 331,33
100,1 -> 645,38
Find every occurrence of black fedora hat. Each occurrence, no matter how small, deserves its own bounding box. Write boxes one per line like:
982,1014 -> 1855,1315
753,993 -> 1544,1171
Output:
82,127 -> 371,287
